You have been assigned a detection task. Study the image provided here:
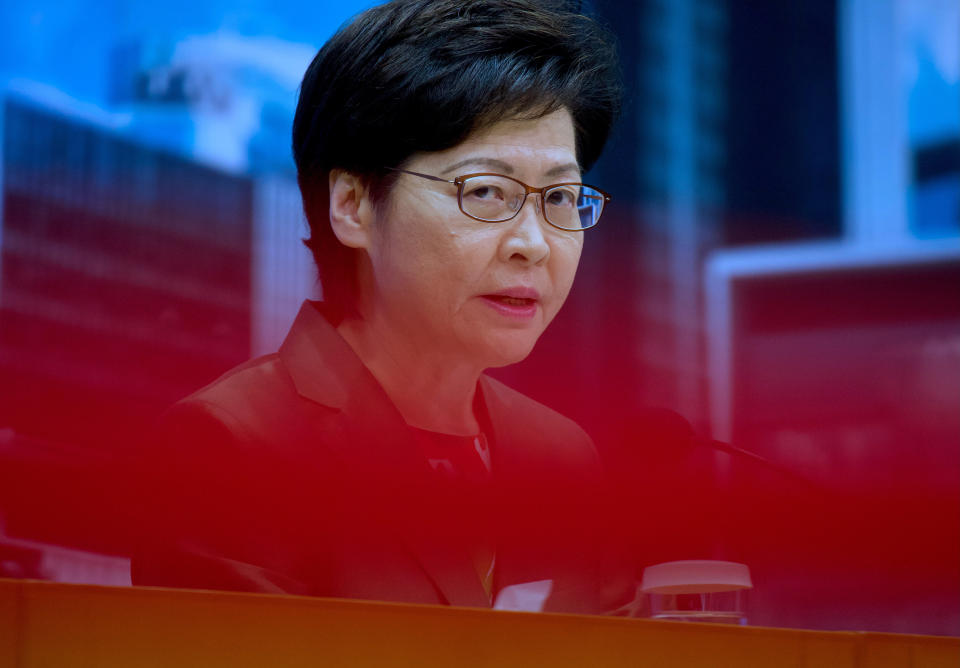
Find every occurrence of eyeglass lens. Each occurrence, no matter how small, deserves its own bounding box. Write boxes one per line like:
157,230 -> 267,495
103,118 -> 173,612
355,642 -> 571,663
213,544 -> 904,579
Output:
459,175 -> 604,230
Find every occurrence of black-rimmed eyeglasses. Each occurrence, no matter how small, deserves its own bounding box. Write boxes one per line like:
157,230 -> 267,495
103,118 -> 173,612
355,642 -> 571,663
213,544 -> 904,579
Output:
387,168 -> 611,231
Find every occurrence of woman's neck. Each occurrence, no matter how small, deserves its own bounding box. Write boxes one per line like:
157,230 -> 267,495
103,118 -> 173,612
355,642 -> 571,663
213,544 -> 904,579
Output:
336,315 -> 481,436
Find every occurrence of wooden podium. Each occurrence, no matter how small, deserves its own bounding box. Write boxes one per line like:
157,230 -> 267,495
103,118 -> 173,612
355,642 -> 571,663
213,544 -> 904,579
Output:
2,579 -> 957,667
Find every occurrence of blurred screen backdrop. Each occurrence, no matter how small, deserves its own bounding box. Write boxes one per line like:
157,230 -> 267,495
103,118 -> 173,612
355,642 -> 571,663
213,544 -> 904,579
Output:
0,0 -> 957,635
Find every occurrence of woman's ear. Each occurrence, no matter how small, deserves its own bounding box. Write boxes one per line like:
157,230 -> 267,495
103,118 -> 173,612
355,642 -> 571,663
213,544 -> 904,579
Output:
328,169 -> 375,249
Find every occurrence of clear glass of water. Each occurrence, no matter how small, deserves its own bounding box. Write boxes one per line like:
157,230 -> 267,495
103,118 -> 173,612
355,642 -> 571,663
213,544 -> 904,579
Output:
640,560 -> 752,625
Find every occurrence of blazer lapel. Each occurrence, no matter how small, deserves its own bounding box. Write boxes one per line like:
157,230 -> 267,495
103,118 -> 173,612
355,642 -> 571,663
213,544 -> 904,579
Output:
477,376 -> 598,605
279,301 -> 491,608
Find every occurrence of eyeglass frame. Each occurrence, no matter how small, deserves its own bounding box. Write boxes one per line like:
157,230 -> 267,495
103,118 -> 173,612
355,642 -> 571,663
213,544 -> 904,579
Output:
385,167 -> 611,231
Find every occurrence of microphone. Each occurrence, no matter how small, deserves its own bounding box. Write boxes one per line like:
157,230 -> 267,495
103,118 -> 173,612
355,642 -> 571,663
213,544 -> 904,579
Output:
632,408 -> 821,490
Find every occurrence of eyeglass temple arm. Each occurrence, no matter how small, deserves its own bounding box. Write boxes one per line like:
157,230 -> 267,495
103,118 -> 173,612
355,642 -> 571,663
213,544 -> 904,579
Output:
386,167 -> 457,185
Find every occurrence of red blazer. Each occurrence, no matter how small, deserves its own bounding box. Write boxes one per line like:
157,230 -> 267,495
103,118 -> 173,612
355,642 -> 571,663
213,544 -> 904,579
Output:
133,301 -> 630,613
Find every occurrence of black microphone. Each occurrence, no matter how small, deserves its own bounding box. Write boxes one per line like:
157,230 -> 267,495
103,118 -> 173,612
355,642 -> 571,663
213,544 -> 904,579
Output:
633,408 -> 822,490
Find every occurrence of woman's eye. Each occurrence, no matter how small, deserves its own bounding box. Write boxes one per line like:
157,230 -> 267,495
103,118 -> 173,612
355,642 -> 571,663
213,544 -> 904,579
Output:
546,188 -> 577,207
465,185 -> 504,201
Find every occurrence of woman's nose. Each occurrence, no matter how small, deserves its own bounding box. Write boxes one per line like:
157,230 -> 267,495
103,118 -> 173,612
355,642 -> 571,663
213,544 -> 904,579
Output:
499,195 -> 550,265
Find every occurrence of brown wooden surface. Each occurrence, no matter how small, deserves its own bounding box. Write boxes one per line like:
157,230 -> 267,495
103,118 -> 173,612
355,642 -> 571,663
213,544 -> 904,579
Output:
1,579 -> 957,667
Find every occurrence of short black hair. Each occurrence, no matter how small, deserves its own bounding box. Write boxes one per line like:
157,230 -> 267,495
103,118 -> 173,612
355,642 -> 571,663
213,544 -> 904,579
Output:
293,0 -> 621,316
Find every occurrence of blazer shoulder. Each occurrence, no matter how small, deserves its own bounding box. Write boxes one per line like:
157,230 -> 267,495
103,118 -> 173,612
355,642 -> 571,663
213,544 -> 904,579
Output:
165,352 -> 340,460
186,353 -> 290,412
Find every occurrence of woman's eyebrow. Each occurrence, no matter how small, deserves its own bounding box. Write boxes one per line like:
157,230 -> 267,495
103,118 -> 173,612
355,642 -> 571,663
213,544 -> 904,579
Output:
441,158 -> 582,178
441,157 -> 514,175
544,162 -> 581,178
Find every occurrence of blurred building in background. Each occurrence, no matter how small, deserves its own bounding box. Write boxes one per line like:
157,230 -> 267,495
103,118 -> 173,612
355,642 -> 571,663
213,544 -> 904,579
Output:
0,93 -> 254,581
0,0 -> 956,635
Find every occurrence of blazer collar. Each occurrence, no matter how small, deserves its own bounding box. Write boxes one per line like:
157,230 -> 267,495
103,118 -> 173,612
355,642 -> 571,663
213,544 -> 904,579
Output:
277,301 -> 428,478
279,301 -> 366,412
278,301 -> 492,608
279,301 -> 511,438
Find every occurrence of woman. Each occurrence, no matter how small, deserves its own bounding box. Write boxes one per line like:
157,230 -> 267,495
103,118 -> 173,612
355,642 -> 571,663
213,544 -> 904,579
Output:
134,0 -> 628,614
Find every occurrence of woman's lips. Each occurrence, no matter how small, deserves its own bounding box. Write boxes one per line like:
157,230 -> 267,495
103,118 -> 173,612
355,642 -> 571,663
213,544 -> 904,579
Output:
480,294 -> 539,319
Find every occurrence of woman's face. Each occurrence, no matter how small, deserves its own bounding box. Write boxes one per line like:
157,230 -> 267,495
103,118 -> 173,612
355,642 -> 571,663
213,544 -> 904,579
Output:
360,108 -> 584,369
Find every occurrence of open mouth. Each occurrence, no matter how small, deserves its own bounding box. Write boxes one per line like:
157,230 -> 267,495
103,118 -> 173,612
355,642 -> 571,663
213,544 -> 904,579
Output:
480,294 -> 539,318
487,296 -> 536,306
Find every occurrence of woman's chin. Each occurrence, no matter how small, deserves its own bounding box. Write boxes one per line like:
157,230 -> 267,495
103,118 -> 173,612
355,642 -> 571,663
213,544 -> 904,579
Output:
474,332 -> 541,369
